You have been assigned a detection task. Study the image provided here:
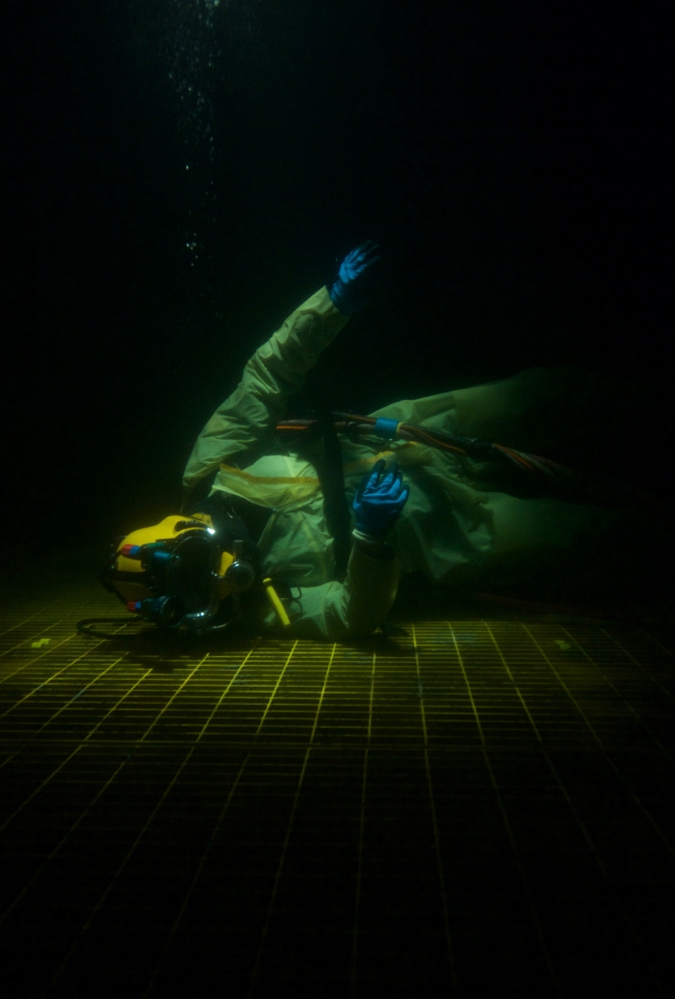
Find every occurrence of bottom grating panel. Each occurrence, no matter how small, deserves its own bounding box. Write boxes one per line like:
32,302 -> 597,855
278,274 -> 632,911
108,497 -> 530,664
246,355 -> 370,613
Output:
1,586 -> 675,997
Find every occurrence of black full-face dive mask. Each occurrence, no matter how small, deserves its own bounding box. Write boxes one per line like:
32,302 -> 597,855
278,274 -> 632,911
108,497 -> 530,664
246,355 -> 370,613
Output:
100,494 -> 262,636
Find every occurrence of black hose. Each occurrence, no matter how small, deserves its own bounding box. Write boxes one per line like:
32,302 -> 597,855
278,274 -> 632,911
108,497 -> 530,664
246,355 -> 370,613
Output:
76,617 -> 147,639
312,401 -> 352,581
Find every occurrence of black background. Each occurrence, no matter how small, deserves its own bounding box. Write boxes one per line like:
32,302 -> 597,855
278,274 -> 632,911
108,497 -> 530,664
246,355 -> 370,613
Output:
2,0 -> 673,571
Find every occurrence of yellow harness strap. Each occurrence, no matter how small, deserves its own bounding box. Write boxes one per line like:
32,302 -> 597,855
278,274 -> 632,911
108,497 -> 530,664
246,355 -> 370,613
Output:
263,578 -> 291,628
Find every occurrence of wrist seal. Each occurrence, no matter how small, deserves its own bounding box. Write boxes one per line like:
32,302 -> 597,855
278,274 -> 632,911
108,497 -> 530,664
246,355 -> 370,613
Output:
352,528 -> 385,545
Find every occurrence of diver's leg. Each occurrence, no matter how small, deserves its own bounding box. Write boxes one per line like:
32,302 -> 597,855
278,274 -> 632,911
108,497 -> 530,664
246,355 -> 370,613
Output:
369,366 -> 596,454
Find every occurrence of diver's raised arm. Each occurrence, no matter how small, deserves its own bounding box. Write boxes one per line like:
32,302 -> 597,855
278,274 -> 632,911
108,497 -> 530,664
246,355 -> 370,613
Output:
181,242 -> 381,508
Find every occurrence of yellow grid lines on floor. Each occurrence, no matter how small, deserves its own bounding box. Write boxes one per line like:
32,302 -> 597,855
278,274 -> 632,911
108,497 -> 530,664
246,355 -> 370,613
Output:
1,586 -> 675,996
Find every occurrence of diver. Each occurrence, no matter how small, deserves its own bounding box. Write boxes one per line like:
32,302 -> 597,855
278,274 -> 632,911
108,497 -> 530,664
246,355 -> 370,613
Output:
97,241 -> 639,641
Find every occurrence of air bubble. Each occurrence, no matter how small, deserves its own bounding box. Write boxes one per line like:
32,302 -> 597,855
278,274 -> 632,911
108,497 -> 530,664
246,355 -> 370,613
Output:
159,0 -> 241,268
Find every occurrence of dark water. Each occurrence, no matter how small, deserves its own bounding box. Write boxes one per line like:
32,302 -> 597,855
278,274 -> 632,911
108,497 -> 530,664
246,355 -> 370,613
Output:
3,0 -> 672,578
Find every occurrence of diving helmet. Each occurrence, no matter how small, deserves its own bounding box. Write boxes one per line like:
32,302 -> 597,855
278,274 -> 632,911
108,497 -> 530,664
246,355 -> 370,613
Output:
100,498 -> 260,635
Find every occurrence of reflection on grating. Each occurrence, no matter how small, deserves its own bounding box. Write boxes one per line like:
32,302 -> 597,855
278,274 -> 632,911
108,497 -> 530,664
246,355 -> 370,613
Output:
1,588 -> 675,997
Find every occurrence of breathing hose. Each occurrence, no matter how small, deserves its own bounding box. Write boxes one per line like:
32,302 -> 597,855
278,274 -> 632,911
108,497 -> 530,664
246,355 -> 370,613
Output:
275,412 -> 664,512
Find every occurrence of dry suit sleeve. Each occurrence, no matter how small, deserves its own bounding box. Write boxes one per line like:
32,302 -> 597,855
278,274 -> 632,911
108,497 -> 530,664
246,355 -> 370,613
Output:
182,286 -> 349,503
260,544 -> 403,640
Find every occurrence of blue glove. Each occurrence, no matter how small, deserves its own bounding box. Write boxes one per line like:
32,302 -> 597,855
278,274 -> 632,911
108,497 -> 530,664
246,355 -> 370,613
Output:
328,240 -> 382,315
353,459 -> 409,541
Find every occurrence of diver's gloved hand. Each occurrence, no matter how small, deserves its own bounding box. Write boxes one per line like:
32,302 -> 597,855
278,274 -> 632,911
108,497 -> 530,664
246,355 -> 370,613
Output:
328,240 -> 382,315
353,459 -> 409,542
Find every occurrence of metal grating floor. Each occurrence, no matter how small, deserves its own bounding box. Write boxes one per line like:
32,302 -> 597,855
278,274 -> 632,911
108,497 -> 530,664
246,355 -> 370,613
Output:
1,584 -> 675,998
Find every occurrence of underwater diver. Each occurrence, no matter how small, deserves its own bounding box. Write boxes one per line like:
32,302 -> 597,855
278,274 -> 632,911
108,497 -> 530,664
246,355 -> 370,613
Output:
100,241 -> 634,640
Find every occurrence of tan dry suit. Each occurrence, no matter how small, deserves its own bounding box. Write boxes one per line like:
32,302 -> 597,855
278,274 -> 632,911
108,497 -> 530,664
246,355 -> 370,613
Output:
182,287 -> 622,639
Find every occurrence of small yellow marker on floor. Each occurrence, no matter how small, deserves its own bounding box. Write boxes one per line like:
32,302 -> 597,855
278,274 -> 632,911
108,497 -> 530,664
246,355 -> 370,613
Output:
554,639 -> 572,651
30,638 -> 51,649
